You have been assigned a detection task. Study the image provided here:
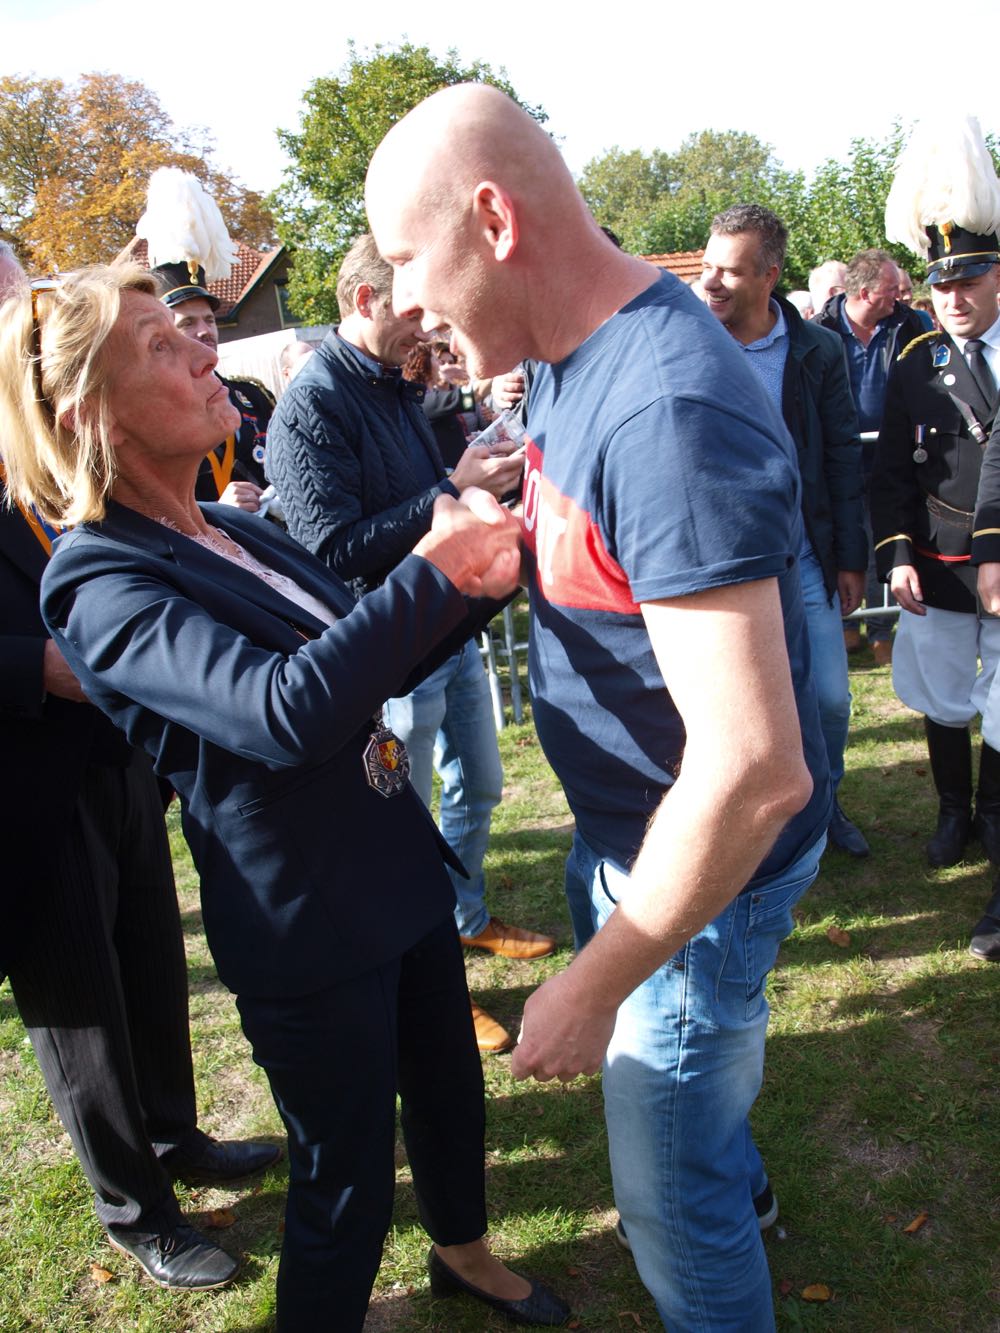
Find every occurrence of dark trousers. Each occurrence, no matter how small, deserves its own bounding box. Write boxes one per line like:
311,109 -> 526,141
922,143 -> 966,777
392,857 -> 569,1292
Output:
7,752 -> 197,1234
238,915 -> 487,1332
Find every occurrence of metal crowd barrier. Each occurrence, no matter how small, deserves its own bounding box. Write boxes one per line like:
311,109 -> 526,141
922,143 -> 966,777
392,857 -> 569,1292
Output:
844,430 -> 901,624
480,597 -> 527,731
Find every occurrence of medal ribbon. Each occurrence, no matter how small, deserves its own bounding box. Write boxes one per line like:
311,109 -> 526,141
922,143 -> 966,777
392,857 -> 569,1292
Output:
206,435 -> 236,498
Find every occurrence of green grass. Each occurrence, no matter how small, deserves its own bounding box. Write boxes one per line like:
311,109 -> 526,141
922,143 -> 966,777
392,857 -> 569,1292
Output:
2,644 -> 999,1330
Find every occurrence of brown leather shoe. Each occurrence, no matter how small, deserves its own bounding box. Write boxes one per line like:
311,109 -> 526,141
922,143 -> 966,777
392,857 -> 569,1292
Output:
460,917 -> 556,959
471,1001 -> 514,1053
843,626 -> 862,653
872,640 -> 893,668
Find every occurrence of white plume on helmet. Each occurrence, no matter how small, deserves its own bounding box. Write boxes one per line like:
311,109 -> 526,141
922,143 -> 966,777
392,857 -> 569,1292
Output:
884,115 -> 1000,260
136,168 -> 238,282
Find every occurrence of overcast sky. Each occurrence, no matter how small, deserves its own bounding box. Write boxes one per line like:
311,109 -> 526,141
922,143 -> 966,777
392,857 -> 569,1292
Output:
7,0 -> 1000,198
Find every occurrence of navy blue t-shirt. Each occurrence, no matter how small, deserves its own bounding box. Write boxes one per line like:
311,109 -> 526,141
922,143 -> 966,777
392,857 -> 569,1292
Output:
521,273 -> 831,880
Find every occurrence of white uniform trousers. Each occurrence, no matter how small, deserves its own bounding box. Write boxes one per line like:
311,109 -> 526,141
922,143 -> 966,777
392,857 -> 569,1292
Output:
893,605 -> 1000,745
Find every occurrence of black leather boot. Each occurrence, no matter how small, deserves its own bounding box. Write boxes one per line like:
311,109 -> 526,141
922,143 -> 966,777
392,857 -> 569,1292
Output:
974,742 -> 1000,865
970,882 -> 1000,961
924,718 -> 973,867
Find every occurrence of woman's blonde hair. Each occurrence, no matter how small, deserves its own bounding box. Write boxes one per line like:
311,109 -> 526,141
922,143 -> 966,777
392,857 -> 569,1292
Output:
0,263 -> 157,524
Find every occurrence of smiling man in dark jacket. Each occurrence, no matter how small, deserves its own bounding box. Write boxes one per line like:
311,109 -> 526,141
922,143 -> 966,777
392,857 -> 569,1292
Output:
702,204 -> 870,856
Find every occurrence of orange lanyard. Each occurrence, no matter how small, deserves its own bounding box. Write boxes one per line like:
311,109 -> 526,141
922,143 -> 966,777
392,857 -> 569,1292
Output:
0,461 -> 62,554
206,435 -> 236,499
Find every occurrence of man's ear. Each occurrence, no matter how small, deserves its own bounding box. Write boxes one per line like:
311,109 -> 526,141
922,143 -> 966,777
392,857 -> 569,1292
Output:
471,181 -> 519,263
354,283 -> 377,320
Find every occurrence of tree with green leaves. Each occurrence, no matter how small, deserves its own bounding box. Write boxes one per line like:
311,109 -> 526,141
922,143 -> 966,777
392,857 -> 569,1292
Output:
270,42 -> 546,324
0,73 -> 275,273
579,123 -> 1000,290
580,130 -> 802,258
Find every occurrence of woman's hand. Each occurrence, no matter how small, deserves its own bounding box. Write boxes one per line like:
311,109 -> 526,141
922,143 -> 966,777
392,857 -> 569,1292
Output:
414,489 -> 521,599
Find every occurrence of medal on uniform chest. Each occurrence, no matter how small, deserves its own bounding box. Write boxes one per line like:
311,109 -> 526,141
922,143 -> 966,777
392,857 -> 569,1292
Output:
362,709 -> 410,797
912,424 -> 928,464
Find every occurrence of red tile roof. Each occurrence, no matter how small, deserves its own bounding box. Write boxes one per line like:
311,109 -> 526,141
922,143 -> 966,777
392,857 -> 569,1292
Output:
119,236 -> 283,319
642,249 -> 705,282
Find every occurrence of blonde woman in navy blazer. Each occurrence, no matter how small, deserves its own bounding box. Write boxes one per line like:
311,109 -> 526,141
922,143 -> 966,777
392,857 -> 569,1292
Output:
0,265 -> 570,1331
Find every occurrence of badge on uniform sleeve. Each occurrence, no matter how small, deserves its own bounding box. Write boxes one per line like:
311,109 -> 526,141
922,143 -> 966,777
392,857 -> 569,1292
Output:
933,344 -> 951,368
363,722 -> 410,797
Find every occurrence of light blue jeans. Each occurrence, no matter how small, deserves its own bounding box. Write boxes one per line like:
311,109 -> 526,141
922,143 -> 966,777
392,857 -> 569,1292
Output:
567,830 -> 824,1331
385,642 -> 502,937
800,547 -> 852,790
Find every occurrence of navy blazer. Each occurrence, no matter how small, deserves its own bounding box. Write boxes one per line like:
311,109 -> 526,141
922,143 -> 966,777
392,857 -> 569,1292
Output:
40,501 -> 480,998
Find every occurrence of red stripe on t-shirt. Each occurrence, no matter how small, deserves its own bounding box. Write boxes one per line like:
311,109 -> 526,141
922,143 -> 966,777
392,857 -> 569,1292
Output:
522,437 -> 640,614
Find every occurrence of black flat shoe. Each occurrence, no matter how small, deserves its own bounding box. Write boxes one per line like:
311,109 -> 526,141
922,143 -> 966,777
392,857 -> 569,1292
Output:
427,1246 -> 571,1327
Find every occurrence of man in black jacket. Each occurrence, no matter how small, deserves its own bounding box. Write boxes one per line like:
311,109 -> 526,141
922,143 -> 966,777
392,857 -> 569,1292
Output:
815,250 -> 926,663
702,205 -> 870,856
267,234 -> 554,1051
873,244 -> 1000,879
153,260 -> 275,511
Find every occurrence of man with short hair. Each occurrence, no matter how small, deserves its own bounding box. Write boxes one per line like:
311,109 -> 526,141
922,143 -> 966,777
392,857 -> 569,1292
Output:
267,233 -> 553,1053
816,249 -> 925,662
817,249 -> 925,433
702,204 -> 869,858
366,85 -> 831,1331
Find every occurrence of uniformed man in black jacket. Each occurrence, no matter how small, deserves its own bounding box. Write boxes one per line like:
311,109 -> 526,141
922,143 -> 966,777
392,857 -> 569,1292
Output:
153,260 -> 275,509
873,120 -> 1000,953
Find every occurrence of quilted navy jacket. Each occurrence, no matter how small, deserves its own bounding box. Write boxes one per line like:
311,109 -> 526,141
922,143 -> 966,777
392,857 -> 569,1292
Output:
266,331 -> 458,600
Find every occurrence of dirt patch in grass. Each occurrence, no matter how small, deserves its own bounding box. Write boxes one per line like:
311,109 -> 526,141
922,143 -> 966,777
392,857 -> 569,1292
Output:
838,1132 -> 922,1180
364,1285 -> 417,1330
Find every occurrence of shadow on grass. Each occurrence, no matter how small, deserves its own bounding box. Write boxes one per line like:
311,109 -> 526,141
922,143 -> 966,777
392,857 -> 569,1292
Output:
179,905 -> 205,936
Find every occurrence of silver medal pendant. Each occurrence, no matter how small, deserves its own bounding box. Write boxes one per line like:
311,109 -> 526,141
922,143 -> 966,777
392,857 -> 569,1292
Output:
912,447 -> 928,463
363,725 -> 410,797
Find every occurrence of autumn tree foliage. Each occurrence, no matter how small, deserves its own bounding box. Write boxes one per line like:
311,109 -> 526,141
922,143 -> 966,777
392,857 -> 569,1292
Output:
270,42 -> 546,325
0,73 -> 276,273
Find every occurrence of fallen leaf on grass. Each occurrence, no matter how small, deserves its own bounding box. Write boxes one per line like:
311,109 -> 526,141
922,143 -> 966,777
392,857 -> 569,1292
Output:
618,1314 -> 644,1327
203,1207 -> 236,1229
826,925 -> 851,948
903,1211 -> 929,1234
566,1266 -> 581,1277
90,1264 -> 114,1285
884,1213 -> 898,1223
779,1278 -> 794,1297
914,767 -> 928,777
801,1283 -> 832,1302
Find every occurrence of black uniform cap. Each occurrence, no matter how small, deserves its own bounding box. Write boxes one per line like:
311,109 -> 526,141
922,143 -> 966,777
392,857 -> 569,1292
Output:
151,259 -> 221,310
926,223 -> 1000,285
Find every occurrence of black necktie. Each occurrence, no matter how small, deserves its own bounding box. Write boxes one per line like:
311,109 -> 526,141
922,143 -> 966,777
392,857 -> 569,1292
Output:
966,339 -> 997,413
